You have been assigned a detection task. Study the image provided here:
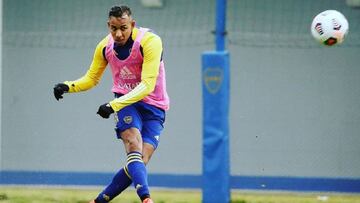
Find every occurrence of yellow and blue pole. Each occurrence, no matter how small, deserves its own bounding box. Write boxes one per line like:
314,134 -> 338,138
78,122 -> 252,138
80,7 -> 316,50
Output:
202,0 -> 230,202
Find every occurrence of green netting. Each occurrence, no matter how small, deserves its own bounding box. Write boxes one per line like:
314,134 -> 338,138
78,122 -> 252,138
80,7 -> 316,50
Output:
3,0 -> 360,48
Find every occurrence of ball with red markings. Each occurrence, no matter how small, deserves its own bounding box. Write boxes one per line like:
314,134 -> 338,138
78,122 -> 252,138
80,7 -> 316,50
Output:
311,10 -> 349,46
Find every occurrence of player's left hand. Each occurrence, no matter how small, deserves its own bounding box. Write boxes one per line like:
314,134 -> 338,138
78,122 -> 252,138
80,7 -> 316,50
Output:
97,103 -> 114,118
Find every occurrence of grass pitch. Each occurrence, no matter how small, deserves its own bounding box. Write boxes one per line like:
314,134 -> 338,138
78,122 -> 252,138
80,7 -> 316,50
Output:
0,186 -> 359,203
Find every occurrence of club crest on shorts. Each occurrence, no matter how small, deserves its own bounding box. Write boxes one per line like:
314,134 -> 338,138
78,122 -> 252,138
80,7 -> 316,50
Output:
203,67 -> 223,94
123,116 -> 133,124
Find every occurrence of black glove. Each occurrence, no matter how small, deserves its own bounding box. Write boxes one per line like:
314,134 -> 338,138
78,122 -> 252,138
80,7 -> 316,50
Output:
53,83 -> 69,101
97,103 -> 114,119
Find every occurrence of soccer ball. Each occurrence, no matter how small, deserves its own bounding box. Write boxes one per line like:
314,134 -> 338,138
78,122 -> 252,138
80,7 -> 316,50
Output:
311,10 -> 349,46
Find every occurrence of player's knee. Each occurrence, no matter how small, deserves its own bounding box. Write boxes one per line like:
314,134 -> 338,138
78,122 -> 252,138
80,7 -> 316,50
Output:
121,128 -> 142,151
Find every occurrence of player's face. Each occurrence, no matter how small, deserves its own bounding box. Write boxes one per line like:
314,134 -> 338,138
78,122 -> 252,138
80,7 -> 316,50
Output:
108,14 -> 135,45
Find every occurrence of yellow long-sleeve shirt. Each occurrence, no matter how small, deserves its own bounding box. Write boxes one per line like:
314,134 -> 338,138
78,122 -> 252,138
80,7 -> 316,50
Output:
64,27 -> 163,111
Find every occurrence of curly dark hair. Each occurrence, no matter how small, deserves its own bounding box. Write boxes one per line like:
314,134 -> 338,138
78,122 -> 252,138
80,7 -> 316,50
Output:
108,5 -> 132,18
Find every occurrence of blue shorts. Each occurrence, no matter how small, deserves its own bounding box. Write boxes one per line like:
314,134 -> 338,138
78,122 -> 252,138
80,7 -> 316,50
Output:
114,100 -> 165,149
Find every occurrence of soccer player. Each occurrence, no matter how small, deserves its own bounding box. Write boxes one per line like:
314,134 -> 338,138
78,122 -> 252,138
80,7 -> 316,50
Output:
53,5 -> 169,203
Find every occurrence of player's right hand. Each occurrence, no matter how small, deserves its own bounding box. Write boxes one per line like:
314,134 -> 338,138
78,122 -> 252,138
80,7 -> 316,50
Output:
53,83 -> 69,101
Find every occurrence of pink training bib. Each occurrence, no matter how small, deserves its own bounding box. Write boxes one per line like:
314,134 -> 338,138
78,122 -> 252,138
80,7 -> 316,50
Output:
105,28 -> 169,110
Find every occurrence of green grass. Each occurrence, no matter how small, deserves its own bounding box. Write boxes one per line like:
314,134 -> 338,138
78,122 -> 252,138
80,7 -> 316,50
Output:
0,186 -> 360,203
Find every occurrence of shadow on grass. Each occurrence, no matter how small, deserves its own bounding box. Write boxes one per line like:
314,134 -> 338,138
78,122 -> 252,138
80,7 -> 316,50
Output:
231,200 -> 246,203
0,194 -> 9,201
